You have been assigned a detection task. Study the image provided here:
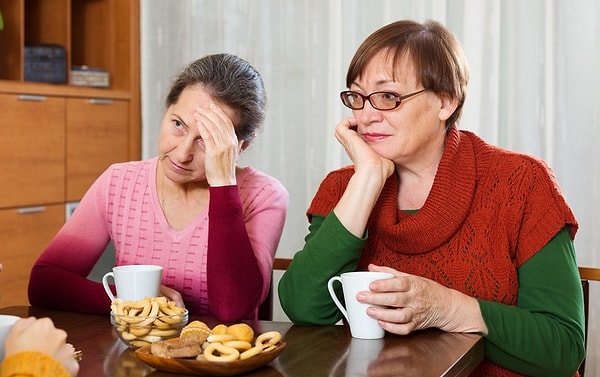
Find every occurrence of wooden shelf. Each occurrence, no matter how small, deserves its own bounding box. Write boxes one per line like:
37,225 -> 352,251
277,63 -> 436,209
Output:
0,0 -> 140,307
0,79 -> 131,98
0,0 -> 138,92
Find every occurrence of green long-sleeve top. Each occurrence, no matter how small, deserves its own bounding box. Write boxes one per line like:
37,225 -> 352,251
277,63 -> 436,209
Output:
279,213 -> 585,377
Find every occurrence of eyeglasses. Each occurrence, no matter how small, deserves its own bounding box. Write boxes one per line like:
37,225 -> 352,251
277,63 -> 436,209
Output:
340,89 -> 426,111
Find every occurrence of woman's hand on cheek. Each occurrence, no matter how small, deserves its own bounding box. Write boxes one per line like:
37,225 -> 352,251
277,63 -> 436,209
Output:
194,104 -> 239,186
334,118 -> 394,179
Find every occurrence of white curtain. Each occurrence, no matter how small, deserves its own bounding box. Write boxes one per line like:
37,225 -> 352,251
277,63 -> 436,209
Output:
141,1 -> 599,373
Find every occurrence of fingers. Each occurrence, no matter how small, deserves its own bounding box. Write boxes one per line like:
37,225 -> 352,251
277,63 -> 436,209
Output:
359,273 -> 460,335
368,264 -> 400,276
364,266 -> 411,294
378,316 -> 419,335
356,273 -> 420,327
27,317 -> 68,348
334,117 -> 395,179
7,317 -> 37,336
194,103 -> 239,150
57,343 -> 81,377
334,117 -> 361,151
4,317 -> 79,376
193,103 -> 240,186
160,285 -> 186,309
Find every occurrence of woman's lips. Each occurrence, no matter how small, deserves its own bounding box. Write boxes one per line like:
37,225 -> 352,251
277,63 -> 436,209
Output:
362,133 -> 390,142
168,158 -> 191,172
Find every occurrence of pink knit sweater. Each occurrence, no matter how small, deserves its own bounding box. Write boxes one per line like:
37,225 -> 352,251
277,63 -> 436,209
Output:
29,158 -> 288,320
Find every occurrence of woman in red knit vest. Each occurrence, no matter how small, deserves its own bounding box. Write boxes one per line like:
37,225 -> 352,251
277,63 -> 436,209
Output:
279,19 -> 585,377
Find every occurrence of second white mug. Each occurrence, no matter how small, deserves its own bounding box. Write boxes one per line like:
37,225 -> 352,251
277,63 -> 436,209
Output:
327,271 -> 394,339
0,315 -> 21,359
101,264 -> 163,301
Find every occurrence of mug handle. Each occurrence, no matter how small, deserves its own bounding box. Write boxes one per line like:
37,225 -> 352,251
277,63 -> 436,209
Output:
101,272 -> 116,301
327,276 -> 349,323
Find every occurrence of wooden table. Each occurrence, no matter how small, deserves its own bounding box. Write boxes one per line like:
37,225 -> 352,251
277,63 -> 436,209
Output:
0,306 -> 483,377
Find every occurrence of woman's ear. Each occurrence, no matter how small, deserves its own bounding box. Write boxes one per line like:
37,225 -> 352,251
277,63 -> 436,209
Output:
438,93 -> 459,122
239,133 -> 257,152
238,140 -> 248,153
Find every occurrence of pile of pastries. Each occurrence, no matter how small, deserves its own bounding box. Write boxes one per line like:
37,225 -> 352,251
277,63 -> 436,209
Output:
150,320 -> 281,362
110,297 -> 188,347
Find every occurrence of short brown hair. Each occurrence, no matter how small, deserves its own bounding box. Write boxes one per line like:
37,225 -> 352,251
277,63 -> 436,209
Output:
346,19 -> 469,128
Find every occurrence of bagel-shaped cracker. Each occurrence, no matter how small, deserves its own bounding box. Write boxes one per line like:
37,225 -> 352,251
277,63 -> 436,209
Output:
240,345 -> 264,360
255,331 -> 281,348
223,340 -> 252,351
203,343 -> 240,362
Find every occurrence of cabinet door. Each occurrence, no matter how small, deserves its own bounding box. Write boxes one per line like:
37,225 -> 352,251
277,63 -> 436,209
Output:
0,204 -> 65,307
66,98 -> 130,201
0,93 -> 65,207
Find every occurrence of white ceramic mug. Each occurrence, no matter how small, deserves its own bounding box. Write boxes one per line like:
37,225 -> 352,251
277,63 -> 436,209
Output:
101,264 -> 163,301
327,271 -> 394,339
0,315 -> 21,359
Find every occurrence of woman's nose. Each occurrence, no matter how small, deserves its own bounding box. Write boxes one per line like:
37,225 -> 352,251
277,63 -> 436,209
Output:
173,138 -> 196,163
356,101 -> 383,125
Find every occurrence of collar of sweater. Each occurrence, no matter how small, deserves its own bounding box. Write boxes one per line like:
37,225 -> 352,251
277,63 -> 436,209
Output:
371,127 -> 483,253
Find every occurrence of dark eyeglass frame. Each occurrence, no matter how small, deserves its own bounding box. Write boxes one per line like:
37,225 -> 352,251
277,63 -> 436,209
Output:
340,88 -> 427,111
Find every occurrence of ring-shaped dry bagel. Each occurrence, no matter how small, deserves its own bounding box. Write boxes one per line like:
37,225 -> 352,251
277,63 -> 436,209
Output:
223,340 -> 252,351
255,331 -> 282,348
203,342 -> 240,362
240,345 -> 264,360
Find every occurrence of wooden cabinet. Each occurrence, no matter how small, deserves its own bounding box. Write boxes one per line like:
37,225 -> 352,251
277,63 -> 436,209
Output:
66,98 -> 130,201
0,205 -> 65,306
0,93 -> 65,208
0,0 -> 140,307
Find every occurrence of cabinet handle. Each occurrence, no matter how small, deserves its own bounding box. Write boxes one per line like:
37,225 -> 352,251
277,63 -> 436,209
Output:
18,94 -> 46,102
17,206 -> 47,215
88,99 -> 113,105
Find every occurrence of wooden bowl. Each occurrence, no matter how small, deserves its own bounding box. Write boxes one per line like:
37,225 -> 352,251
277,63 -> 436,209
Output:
135,337 -> 286,376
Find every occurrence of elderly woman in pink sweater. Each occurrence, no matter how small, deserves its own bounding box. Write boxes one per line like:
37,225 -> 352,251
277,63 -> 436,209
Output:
28,54 -> 289,322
